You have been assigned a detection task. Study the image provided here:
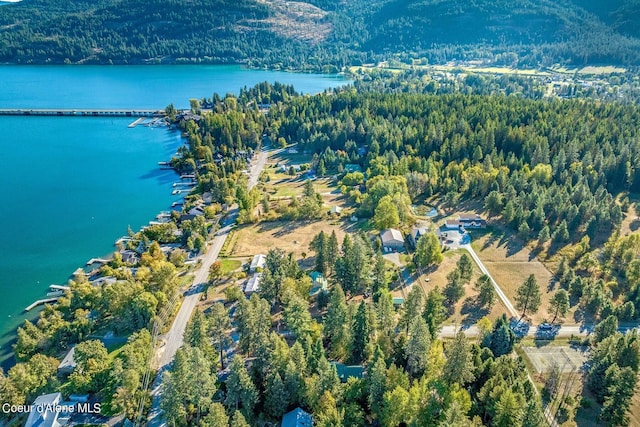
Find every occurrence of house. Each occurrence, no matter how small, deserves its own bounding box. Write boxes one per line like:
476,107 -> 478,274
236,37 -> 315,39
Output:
119,250 -> 139,264
458,214 -> 487,228
57,346 -> 76,375
408,226 -> 429,249
281,407 -> 313,427
187,205 -> 205,216
380,228 -> 404,252
244,273 -> 262,294
24,392 -> 73,427
90,276 -> 117,287
250,254 -> 266,272
309,272 -> 328,296
330,206 -> 343,215
331,362 -> 365,382
444,219 -> 464,230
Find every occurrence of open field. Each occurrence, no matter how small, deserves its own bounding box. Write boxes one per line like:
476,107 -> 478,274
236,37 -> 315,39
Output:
231,220 -> 354,259
470,228 -> 564,323
398,249 -> 506,326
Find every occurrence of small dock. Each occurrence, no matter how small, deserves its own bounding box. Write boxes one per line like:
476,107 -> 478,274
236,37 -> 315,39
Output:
86,257 -> 111,265
158,161 -> 173,170
25,297 -> 59,312
49,285 -> 71,291
128,117 -> 146,128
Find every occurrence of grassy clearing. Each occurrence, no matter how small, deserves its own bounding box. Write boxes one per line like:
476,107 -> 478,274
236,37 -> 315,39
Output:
399,249 -> 505,326
219,258 -> 243,274
470,228 -> 565,323
232,220 -> 356,259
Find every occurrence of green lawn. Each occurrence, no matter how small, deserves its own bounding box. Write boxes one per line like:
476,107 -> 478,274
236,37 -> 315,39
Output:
219,259 -> 242,274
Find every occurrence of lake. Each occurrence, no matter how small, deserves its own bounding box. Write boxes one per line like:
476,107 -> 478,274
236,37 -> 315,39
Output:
0,65 -> 349,366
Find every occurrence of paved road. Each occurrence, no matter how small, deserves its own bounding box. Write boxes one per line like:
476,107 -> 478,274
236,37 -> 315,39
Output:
146,147 -> 268,426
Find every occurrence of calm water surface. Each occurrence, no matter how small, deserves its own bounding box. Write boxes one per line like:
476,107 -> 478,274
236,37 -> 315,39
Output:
0,65 -> 348,365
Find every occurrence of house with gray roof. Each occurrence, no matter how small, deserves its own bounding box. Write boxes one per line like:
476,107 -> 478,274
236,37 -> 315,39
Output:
380,228 -> 404,252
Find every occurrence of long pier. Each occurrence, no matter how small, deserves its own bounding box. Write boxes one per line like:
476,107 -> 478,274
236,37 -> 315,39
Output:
0,108 -> 165,117
25,297 -> 60,312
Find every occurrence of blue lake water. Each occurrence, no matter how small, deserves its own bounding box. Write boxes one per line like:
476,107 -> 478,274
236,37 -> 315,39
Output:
0,65 -> 348,365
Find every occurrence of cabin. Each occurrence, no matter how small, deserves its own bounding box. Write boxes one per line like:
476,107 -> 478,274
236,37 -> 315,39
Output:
281,407 -> 313,427
380,228 -> 404,252
249,254 -> 266,272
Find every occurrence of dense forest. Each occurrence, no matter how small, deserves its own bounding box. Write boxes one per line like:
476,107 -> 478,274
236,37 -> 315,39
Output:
2,0 -> 640,69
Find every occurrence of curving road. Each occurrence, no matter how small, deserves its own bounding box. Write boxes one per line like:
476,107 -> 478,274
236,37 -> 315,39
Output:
146,146 -> 269,426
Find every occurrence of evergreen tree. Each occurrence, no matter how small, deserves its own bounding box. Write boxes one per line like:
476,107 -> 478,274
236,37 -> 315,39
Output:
399,285 -> 424,333
351,301 -> 371,364
515,274 -> 542,319
209,302 -> 232,369
367,356 -> 387,417
310,231 -> 328,275
493,389 -> 525,427
230,411 -> 250,427
475,274 -> 495,308
404,317 -> 431,378
264,370 -> 288,419
201,403 -> 229,427
549,289 -> 569,323
443,331 -> 475,385
327,230 -> 339,270
282,289 -> 312,340
600,365 -> 638,427
457,253 -> 474,283
444,269 -> 465,306
372,251 -> 387,296
483,314 -> 515,357
225,355 -> 258,415
324,284 -> 351,359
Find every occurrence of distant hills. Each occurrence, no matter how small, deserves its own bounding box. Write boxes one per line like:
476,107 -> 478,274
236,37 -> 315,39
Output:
1,0 -> 639,69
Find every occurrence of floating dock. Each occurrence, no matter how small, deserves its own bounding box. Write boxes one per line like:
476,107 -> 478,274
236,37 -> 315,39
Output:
86,257 -> 111,265
25,297 -> 59,312
49,285 -> 71,291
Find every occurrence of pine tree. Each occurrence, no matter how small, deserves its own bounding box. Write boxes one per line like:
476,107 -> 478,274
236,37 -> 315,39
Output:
399,285 -> 424,333
324,285 -> 351,359
600,365 -> 638,427
327,230 -> 339,270
372,251 -> 387,297
351,301 -> 371,364
457,253 -> 474,283
444,269 -> 465,306
310,231 -> 328,275
443,331 -> 475,385
549,289 -> 569,323
230,411 -> 250,427
367,356 -> 387,416
209,302 -> 232,369
201,403 -> 229,427
493,389 -> 525,427
404,317 -> 431,378
264,370 -> 288,419
225,355 -> 257,414
483,314 -> 515,357
515,274 -> 542,319
475,274 -> 495,308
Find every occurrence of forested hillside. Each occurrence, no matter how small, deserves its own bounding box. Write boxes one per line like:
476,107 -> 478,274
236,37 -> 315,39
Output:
1,0 -> 640,68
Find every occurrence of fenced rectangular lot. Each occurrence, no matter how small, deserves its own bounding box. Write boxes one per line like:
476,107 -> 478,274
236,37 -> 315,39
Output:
522,346 -> 588,374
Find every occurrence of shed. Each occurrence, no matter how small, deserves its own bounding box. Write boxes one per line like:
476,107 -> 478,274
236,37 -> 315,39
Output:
330,206 -> 343,215
309,272 -> 328,296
